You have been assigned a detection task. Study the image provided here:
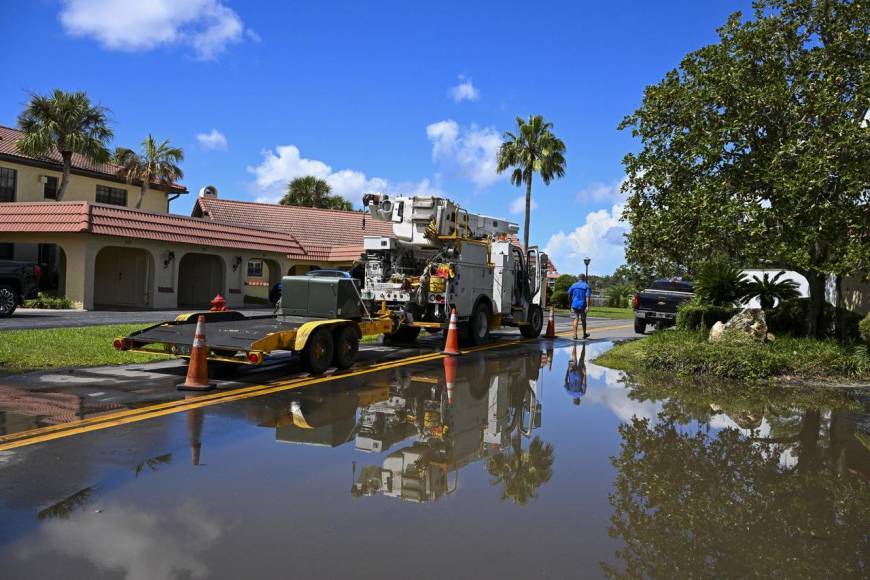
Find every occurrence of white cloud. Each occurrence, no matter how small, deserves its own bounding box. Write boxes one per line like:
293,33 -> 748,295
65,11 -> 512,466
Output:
509,195 -> 538,215
448,75 -> 480,103
59,0 -> 251,59
544,204 -> 628,275
17,502 -> 220,580
576,176 -> 628,205
196,129 -> 227,151
426,120 -> 502,189
247,144 -> 440,205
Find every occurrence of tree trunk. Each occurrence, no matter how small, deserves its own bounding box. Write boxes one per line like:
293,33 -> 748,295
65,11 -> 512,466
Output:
805,270 -> 827,338
523,173 -> 532,253
834,273 -> 845,341
135,183 -> 146,209
58,152 -> 72,202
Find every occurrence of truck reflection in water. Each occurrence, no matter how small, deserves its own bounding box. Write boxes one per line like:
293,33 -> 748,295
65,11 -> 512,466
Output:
261,348 -> 553,504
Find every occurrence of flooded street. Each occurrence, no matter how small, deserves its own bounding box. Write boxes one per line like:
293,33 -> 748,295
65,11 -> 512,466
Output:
0,340 -> 867,579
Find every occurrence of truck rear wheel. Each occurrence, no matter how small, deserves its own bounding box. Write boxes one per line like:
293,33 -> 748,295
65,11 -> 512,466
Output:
0,285 -> 18,318
302,328 -> 334,375
520,305 -> 543,338
634,318 -> 646,335
468,301 -> 491,345
333,325 -> 359,369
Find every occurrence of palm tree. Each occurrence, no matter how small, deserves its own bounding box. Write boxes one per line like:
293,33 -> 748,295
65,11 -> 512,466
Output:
496,115 -> 566,251
486,436 -> 555,505
743,271 -> 800,309
280,175 -> 353,210
113,135 -> 184,209
693,260 -> 750,306
16,90 -> 113,201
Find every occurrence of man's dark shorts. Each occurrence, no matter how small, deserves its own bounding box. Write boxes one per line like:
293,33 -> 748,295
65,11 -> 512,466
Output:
571,308 -> 587,324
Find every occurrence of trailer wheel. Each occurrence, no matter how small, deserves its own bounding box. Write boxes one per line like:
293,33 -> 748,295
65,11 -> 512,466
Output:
334,325 -> 359,369
302,328 -> 334,375
520,305 -> 544,338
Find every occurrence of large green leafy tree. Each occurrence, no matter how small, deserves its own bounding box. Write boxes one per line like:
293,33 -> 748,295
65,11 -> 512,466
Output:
280,176 -> 353,210
497,115 -> 567,252
113,135 -> 184,209
16,90 -> 113,202
619,0 -> 869,336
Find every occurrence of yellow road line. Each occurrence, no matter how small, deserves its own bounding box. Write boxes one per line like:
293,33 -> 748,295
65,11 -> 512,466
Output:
0,322 -> 631,452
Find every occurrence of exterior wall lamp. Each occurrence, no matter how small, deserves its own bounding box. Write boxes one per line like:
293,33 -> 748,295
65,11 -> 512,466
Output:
163,251 -> 175,269
233,256 -> 243,272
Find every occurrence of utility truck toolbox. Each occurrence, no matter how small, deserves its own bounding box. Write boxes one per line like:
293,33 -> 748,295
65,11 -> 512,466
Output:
282,276 -> 363,319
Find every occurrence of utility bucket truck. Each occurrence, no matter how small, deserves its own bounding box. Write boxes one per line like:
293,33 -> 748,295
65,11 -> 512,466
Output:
114,194 -> 547,374
361,194 -> 548,345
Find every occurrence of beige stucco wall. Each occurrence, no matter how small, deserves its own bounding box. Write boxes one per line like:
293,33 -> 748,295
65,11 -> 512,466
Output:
0,160 -> 172,213
0,231 -> 297,310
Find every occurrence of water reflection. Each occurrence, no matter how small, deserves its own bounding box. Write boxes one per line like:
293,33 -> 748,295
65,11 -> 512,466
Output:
602,373 -> 870,578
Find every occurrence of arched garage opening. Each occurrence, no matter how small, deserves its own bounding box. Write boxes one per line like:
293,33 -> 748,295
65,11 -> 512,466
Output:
178,253 -> 225,307
94,246 -> 154,308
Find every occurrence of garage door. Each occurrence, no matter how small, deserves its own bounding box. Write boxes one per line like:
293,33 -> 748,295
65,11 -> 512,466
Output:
178,253 -> 224,307
94,247 -> 152,308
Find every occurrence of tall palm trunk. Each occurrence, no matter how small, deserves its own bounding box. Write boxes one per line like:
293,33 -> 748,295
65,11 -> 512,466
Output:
58,152 -> 72,202
523,173 -> 532,252
135,182 -> 147,209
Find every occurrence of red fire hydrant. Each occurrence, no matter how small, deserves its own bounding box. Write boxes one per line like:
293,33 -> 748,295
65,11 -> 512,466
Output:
210,294 -> 229,311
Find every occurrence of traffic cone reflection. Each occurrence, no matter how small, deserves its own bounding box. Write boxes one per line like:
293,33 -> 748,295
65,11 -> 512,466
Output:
442,308 -> 461,356
187,406 -> 203,466
444,355 -> 457,406
178,315 -> 215,391
545,306 -> 556,339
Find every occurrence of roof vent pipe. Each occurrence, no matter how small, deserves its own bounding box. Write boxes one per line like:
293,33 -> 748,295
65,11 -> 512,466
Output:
199,185 -> 218,198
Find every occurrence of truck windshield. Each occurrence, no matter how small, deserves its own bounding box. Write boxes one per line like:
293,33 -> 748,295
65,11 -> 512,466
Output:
649,280 -> 694,293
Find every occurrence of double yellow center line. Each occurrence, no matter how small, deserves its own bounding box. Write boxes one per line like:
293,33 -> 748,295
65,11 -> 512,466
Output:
0,323 -> 632,452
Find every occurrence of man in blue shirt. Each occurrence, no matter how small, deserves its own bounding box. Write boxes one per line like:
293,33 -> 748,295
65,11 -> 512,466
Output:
563,344 -> 587,406
568,274 -> 591,340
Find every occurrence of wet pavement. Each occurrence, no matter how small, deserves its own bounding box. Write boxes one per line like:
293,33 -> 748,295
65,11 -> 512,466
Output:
0,333 -> 867,578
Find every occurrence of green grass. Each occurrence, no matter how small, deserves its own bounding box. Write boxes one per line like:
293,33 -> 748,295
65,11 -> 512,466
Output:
0,324 -> 171,376
555,306 -> 634,320
594,330 -> 870,381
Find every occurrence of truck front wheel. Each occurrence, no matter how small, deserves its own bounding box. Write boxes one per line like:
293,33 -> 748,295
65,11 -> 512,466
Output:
0,285 -> 18,318
302,328 -> 334,375
520,305 -> 543,338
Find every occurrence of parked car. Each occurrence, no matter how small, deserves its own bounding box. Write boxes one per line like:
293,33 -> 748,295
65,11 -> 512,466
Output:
269,270 -> 353,306
632,278 -> 694,334
0,259 -> 42,317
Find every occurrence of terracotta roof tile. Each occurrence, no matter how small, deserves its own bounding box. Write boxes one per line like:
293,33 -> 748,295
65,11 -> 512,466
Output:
194,197 -> 394,248
0,125 -> 187,193
0,201 -> 306,257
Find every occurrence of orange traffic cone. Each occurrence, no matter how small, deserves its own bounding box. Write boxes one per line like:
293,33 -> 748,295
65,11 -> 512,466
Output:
444,355 -> 457,406
545,306 -> 556,339
178,315 -> 215,391
442,308 -> 461,356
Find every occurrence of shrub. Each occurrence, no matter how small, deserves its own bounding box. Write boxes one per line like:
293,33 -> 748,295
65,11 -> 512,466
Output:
551,289 -> 569,309
676,302 -> 738,330
742,271 -> 800,309
605,284 -> 635,308
860,312 -> 870,343
22,293 -> 74,309
693,261 -> 749,306
767,298 -> 861,340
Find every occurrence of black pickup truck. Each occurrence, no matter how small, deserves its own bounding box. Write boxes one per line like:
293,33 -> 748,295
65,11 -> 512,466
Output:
0,259 -> 41,317
632,279 -> 694,334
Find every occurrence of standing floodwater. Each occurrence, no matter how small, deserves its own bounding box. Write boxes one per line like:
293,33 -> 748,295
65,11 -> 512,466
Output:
0,341 -> 867,578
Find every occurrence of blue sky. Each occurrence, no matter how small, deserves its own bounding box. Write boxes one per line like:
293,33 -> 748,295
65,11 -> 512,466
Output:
0,0 -> 752,275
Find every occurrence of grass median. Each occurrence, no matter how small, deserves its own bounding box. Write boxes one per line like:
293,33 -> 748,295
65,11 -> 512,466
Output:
555,306 -> 633,320
594,329 -> 870,382
0,324 -> 171,376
